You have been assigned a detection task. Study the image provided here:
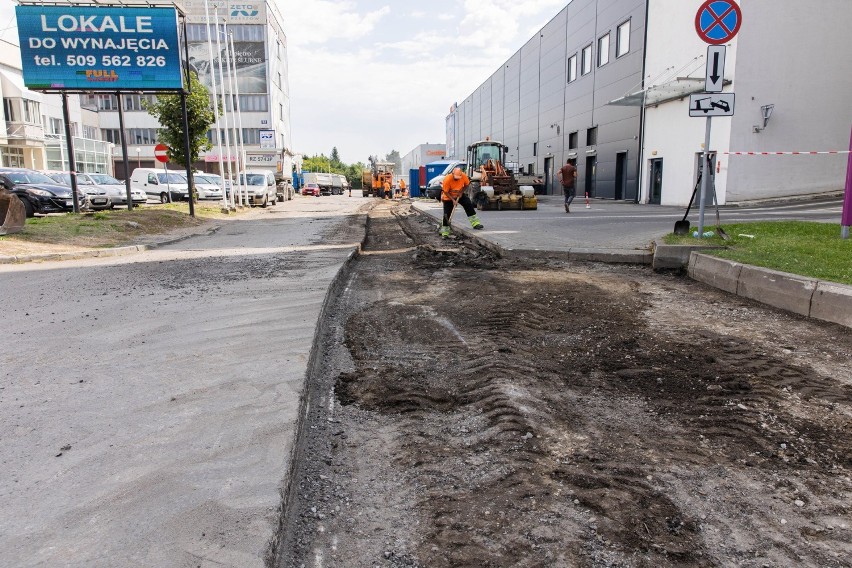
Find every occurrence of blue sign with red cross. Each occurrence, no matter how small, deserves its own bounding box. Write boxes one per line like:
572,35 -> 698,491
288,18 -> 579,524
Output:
695,0 -> 742,45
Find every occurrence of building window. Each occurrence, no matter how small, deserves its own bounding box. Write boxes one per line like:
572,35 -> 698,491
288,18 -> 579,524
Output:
581,44 -> 592,75
4,98 -> 15,122
48,117 -> 64,135
97,94 -> 118,111
617,20 -> 631,57
569,131 -> 578,150
277,40 -> 282,59
527,163 -> 535,175
83,125 -> 99,140
102,129 -> 121,144
241,129 -> 261,144
533,142 -> 538,157
598,34 -> 610,67
3,146 -> 24,167
586,126 -> 597,146
279,103 -> 284,121
129,128 -> 159,145
22,100 -> 40,123
567,54 -> 577,83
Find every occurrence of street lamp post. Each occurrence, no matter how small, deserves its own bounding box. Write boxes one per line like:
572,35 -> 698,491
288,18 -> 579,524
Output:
136,147 -> 141,169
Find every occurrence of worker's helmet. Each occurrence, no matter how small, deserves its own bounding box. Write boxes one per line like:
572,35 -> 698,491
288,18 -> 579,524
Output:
452,167 -> 463,179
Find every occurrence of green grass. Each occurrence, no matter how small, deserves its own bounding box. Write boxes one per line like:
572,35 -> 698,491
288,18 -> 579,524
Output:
664,221 -> 852,285
0,205 -> 234,249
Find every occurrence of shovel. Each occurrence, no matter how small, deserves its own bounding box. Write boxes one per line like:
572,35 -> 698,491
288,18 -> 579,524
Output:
673,172 -> 702,236
712,185 -> 730,241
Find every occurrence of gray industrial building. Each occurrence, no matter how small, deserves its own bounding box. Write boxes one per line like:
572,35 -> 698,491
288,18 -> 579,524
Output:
447,0 -> 647,200
448,0 -> 852,205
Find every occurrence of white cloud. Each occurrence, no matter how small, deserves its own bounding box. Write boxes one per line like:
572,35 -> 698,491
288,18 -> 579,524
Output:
276,0 -> 572,163
280,0 -> 390,45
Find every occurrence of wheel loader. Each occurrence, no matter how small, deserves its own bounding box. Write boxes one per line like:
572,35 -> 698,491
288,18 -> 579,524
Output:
464,139 -> 537,210
0,186 -> 26,235
365,156 -> 394,198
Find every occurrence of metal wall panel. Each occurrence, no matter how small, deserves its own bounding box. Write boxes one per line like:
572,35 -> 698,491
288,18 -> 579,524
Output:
449,0 -> 646,199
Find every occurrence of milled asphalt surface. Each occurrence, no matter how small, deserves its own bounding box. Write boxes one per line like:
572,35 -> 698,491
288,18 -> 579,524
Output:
0,196 -> 366,567
0,192 -> 847,567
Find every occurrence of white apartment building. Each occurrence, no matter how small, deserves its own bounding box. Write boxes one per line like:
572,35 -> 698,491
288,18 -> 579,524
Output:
0,39 -> 113,174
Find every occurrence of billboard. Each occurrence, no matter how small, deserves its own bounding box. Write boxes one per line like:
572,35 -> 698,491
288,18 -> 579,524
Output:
187,41 -> 267,94
16,5 -> 183,91
259,130 -> 275,149
180,0 -> 266,24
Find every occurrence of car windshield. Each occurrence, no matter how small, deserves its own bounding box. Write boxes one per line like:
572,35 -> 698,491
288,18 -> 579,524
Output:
6,171 -> 58,184
157,172 -> 187,184
88,174 -> 121,185
196,175 -> 222,186
241,174 -> 266,186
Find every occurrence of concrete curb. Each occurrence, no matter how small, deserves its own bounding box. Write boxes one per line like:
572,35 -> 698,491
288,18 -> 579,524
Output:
266,213 -> 369,565
0,225 -> 221,264
416,205 -> 652,265
653,242 -> 725,271
689,252 -> 852,329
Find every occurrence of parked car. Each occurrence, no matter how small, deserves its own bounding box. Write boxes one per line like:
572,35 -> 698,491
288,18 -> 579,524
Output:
192,173 -> 225,201
237,169 -> 278,207
80,173 -> 147,208
130,168 -> 190,203
301,183 -> 321,197
0,168 -> 84,217
41,171 -> 112,210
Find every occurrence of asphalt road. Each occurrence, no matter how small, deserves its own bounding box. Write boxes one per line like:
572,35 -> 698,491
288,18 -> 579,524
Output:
414,195 -> 846,251
0,196 -> 366,567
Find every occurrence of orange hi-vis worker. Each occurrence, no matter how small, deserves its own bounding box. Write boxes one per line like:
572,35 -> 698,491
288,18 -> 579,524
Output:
383,180 -> 391,199
399,178 -> 407,197
440,167 -> 483,238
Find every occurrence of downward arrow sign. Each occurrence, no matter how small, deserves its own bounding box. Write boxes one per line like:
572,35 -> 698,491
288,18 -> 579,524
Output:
705,45 -> 726,92
710,52 -> 720,84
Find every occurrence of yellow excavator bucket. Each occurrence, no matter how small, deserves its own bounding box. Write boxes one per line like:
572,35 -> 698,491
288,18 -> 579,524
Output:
0,189 -> 26,235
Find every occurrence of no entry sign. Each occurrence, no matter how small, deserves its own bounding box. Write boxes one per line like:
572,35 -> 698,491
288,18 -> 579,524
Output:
695,0 -> 742,45
154,143 -> 169,163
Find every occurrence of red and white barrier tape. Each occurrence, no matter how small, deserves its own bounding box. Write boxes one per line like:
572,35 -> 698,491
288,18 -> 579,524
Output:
723,150 -> 851,156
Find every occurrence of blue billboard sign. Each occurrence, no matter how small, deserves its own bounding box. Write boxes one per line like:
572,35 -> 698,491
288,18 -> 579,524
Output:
16,5 -> 184,91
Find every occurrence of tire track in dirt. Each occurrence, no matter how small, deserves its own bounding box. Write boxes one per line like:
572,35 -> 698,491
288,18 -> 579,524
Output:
275,201 -> 851,568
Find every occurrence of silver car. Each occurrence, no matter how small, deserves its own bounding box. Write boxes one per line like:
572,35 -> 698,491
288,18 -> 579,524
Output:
41,171 -> 112,210
80,173 -> 147,207
193,173 -> 225,201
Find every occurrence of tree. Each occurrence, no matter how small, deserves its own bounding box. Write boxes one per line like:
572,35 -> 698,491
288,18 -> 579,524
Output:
330,147 -> 341,166
142,71 -> 216,169
385,149 -> 402,176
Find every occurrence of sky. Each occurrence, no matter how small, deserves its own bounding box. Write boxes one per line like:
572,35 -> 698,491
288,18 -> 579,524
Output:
0,0 -> 569,165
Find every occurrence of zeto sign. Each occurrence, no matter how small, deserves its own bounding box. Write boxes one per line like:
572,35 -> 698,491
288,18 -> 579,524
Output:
16,5 -> 183,91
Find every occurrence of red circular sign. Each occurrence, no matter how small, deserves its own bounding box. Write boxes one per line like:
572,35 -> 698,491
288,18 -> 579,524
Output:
695,0 -> 742,45
154,143 -> 169,163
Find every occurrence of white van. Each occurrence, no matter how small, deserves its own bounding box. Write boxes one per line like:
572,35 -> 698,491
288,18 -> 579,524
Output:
130,168 -> 190,203
237,169 -> 278,207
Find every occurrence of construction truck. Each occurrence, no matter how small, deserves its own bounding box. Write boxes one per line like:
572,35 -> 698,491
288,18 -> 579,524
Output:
465,138 -> 537,210
364,156 -> 394,198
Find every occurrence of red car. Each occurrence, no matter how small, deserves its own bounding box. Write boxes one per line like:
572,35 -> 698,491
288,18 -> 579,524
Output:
301,183 -> 321,197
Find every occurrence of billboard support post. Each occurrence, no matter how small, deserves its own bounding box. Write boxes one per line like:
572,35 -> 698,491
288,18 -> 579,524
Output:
61,92 -> 80,214
116,92 -> 133,210
180,91 -> 195,216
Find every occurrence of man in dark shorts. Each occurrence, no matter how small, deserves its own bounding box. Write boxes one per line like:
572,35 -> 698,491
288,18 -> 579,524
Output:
557,160 -> 577,213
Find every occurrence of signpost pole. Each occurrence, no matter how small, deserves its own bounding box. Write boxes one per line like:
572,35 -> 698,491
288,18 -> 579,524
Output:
842,125 -> 852,239
61,92 -> 80,214
698,117 -> 711,237
116,92 -> 134,210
